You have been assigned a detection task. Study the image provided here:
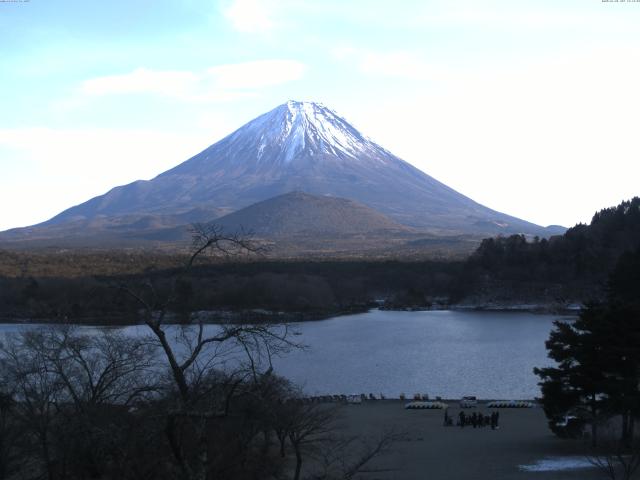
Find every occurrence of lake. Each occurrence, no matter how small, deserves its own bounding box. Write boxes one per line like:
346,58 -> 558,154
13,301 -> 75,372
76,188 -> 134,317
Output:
0,309 -> 567,399
272,309 -> 563,399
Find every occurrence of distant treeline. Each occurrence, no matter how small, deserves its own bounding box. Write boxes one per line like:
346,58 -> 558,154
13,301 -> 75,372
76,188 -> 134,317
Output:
1,197 -> 639,323
459,197 -> 640,305
0,260 -> 462,323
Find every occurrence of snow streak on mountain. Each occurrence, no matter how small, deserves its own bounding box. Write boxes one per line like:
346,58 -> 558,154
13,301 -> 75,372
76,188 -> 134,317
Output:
12,100 -> 561,239
164,100 -> 393,177
219,100 -> 391,166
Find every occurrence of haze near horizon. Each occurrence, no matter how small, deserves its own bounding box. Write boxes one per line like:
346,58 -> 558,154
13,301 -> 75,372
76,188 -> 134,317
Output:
1,0 -> 639,231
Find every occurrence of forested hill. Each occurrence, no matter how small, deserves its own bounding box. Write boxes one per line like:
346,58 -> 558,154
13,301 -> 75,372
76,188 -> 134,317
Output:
458,197 -> 640,304
1,198 -> 638,323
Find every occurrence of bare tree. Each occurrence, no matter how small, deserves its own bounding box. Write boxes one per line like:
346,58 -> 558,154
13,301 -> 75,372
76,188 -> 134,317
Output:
279,399 -> 401,480
586,423 -> 640,480
25,326 -> 157,409
312,429 -> 402,480
286,403 -> 338,480
0,392 -> 23,480
1,330 -> 67,480
0,224 -> 396,480
118,223 -> 298,480
0,326 -> 160,480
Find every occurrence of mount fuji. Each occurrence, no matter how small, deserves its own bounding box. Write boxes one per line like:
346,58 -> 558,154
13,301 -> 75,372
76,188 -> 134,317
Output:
0,101 -> 563,249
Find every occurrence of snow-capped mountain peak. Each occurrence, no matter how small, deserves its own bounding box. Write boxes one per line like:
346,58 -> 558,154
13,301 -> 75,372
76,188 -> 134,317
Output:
20,100 -> 559,241
216,100 -> 386,167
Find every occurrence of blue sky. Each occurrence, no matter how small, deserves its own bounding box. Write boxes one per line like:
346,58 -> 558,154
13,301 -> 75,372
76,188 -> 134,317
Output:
1,0 -> 640,231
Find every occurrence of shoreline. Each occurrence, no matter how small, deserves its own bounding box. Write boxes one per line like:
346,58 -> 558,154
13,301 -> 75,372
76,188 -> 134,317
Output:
297,397 -> 541,405
0,303 -> 579,326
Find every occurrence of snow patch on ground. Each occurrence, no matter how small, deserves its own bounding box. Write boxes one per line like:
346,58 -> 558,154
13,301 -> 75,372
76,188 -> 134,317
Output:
519,457 -> 595,472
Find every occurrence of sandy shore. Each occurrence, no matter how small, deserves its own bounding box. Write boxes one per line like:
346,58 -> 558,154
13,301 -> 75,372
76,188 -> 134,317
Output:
330,400 -> 601,480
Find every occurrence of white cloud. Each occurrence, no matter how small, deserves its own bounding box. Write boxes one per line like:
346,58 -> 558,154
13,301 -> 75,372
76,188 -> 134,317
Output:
330,46 -> 357,61
358,51 -> 444,81
332,47 -> 448,82
82,68 -> 198,97
223,0 -> 275,33
80,60 -> 306,101
206,60 -> 306,89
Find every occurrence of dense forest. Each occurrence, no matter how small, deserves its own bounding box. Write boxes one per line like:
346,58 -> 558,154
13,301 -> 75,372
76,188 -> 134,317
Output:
0,260 -> 462,323
460,197 -> 640,305
0,197 -> 639,324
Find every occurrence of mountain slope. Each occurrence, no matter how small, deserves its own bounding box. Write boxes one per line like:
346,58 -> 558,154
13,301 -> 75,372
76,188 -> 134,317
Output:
214,191 -> 413,237
1,101 -> 564,247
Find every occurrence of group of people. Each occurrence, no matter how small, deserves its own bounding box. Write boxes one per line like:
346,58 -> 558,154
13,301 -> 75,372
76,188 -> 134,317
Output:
443,410 -> 500,430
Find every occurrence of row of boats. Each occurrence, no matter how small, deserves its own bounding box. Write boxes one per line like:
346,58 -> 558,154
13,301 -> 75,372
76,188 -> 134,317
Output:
405,400 -> 536,409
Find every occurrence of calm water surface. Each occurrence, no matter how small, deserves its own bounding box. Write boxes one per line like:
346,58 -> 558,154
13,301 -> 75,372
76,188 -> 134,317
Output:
0,310 -> 567,399
271,309 -> 563,399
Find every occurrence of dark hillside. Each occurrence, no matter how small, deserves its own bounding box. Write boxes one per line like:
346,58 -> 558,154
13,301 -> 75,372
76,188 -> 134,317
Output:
215,192 -> 412,236
457,197 -> 640,304
1,198 -> 638,322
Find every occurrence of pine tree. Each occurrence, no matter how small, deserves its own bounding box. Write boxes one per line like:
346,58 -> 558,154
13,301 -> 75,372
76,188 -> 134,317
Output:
535,247 -> 640,445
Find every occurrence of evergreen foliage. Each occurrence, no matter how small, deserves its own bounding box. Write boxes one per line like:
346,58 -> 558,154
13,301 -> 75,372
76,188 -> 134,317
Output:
534,247 -> 640,445
465,197 -> 640,303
